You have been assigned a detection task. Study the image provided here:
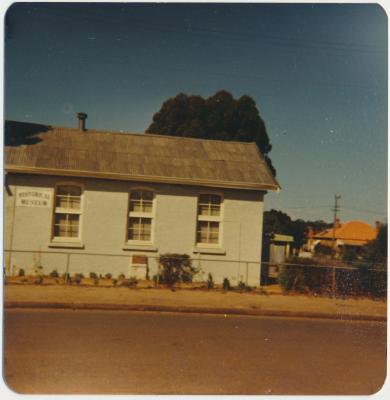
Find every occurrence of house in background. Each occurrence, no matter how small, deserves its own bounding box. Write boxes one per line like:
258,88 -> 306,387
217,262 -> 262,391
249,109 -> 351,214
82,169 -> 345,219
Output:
4,115 -> 280,287
306,218 -> 378,256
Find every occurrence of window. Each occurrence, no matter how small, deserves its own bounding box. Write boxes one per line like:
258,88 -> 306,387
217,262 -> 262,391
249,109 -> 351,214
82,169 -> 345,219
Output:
53,184 -> 82,240
196,194 -> 222,245
128,190 -> 154,242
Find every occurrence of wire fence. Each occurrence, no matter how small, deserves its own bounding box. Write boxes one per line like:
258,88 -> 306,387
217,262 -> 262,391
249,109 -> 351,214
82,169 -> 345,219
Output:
4,249 -> 387,298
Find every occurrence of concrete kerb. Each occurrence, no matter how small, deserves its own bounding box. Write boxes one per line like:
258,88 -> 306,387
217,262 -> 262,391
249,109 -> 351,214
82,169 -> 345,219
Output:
4,301 -> 387,322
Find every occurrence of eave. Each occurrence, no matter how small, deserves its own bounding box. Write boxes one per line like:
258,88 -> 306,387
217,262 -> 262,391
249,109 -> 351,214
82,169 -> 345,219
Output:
5,165 -> 281,192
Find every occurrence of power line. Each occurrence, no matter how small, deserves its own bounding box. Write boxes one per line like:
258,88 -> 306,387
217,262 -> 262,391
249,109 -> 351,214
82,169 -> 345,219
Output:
342,206 -> 387,216
22,11 -> 386,55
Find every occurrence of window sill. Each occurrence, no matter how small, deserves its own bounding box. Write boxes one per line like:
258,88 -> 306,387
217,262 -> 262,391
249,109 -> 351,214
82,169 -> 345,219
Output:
123,243 -> 158,252
193,247 -> 226,255
48,241 -> 85,249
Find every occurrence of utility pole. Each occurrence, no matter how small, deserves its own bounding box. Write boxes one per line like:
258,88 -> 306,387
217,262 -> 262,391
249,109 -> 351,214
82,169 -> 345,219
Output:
332,194 -> 341,296
332,194 -> 341,251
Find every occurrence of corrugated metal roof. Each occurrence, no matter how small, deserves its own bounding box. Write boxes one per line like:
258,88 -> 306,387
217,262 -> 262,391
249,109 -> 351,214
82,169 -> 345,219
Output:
5,121 -> 280,191
314,221 -> 377,243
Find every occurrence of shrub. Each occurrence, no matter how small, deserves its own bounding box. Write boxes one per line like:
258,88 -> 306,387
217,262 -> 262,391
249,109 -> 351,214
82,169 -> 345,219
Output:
73,273 -> 84,285
222,278 -> 231,291
236,281 -> 253,292
314,244 -> 334,257
105,273 -> 112,279
158,253 -> 197,287
121,277 -> 138,288
207,273 -> 214,289
278,257 -> 331,294
62,272 -> 71,282
49,270 -> 59,278
18,268 -> 25,277
118,273 -> 125,279
89,272 -> 98,279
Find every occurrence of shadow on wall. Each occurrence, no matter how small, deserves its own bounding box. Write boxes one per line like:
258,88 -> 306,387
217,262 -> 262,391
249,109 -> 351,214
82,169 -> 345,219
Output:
4,120 -> 51,146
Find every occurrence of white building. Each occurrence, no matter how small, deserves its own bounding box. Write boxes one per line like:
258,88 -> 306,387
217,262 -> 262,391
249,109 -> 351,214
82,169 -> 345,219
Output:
4,117 -> 280,286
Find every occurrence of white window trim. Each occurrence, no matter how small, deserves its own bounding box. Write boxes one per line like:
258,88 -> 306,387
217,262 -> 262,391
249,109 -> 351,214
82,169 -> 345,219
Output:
195,191 -> 224,248
126,187 -> 156,245
51,182 -> 84,244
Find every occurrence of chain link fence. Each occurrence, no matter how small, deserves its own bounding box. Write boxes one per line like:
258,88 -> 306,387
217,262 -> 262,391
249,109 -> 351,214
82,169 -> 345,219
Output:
263,260 -> 387,298
4,249 -> 261,287
4,249 -> 387,297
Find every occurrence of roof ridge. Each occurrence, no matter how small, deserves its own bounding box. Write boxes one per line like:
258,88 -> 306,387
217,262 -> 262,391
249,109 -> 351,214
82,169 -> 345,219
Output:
29,122 -> 258,146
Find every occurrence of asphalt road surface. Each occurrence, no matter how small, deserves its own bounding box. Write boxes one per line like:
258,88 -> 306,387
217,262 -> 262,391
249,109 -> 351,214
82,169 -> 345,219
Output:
3,309 -> 387,395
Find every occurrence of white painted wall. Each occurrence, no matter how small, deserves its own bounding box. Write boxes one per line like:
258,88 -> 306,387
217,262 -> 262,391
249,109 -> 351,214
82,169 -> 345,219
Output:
4,173 -> 266,286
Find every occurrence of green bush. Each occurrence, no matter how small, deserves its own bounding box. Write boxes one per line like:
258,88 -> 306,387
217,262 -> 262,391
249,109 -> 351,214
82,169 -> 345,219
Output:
207,273 -> 214,289
314,244 -> 334,256
222,278 -> 231,291
236,281 -> 253,292
278,257 -> 387,298
278,257 -> 331,294
73,273 -> 84,285
18,268 -> 25,277
62,272 -> 71,282
49,270 -> 59,278
118,273 -> 125,279
121,277 -> 138,288
89,272 -> 98,279
105,273 -> 112,279
158,253 -> 197,287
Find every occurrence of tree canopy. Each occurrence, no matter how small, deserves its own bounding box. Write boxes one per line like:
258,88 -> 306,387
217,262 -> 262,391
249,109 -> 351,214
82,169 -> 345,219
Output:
146,90 -> 275,175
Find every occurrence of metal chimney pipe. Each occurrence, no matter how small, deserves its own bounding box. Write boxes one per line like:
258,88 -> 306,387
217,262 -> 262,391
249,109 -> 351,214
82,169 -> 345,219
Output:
77,112 -> 87,131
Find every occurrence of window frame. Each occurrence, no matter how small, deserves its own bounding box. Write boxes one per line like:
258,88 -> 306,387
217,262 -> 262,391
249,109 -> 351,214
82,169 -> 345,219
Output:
126,187 -> 156,245
51,182 -> 84,243
195,191 -> 224,248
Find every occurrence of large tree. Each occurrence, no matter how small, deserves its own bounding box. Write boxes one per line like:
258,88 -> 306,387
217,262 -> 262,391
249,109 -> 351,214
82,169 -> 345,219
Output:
146,90 -> 275,175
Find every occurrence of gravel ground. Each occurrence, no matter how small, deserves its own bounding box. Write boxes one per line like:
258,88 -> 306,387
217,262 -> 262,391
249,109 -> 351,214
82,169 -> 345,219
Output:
4,284 -> 387,319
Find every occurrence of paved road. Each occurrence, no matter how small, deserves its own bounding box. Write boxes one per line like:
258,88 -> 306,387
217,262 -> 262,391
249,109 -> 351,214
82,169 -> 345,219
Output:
3,309 -> 387,395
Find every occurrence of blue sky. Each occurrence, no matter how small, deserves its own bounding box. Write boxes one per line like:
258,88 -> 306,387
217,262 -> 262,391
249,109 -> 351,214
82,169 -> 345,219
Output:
4,2 -> 388,225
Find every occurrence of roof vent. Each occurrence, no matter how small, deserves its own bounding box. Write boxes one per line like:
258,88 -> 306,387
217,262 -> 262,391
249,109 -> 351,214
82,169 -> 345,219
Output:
77,112 -> 87,131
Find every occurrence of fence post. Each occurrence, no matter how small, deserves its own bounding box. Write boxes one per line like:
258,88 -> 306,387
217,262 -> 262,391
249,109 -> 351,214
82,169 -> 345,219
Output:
65,253 -> 71,284
245,262 -> 249,286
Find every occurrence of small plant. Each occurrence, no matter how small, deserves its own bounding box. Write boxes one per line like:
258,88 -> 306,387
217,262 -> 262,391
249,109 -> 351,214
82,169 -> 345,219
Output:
18,268 -> 25,277
73,273 -> 84,285
62,272 -> 71,283
259,286 -> 268,296
118,273 -> 125,279
237,281 -> 246,291
207,273 -> 214,289
105,273 -> 112,279
122,276 -> 138,288
222,278 -> 231,291
49,270 -> 59,278
89,272 -> 98,279
33,265 -> 44,277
